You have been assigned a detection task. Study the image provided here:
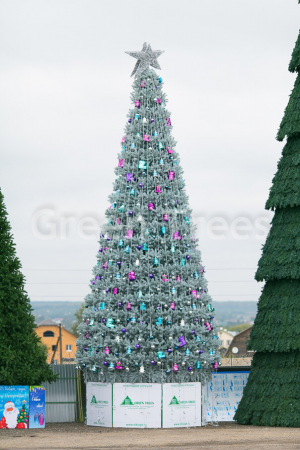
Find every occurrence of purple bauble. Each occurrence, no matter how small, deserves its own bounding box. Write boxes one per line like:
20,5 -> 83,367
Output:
118,302 -> 123,307
157,305 -> 161,310
186,255 -> 190,260
141,321 -> 144,324
84,347 -> 87,351
139,183 -> 143,188
195,318 -> 199,322
99,248 -> 103,252
138,245 -> 142,250
199,350 -> 203,354
191,330 -> 195,334
150,118 -> 154,123
102,318 -> 106,323
128,118 -> 132,123
175,199 -> 178,203
188,366 -> 192,372
117,261 -> 121,266
167,348 -> 172,353
128,210 -> 133,216
103,361 -> 108,366
105,289 -> 109,293
121,328 -> 126,333
150,360 -> 155,365
107,237 -> 111,241
136,344 -> 140,349
149,274 -> 154,279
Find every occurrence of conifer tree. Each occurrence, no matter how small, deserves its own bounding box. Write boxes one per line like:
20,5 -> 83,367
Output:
0,188 -> 57,385
76,43 -> 220,383
235,27 -> 300,427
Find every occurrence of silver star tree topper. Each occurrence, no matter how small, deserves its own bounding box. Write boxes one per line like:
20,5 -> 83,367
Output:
125,43 -> 164,78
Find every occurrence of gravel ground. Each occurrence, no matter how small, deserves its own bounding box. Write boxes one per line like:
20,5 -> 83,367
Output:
1,422 -> 300,450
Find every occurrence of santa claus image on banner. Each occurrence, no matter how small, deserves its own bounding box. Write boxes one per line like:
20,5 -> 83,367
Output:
0,401 -> 21,429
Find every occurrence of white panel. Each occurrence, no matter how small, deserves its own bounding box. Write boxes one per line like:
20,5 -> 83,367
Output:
113,383 -> 161,428
162,382 -> 201,428
86,382 -> 112,427
202,371 -> 250,422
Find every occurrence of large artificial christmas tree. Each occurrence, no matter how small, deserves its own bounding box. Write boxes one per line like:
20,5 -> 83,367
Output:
0,188 -> 57,385
76,43 -> 220,383
235,27 -> 300,427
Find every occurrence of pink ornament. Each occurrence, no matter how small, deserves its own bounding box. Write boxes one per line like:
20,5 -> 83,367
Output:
205,322 -> 212,331
113,288 -> 118,295
176,276 -> 181,283
173,363 -> 179,372
116,218 -> 121,225
157,98 -> 161,104
213,362 -> 218,370
178,336 -> 186,347
103,247 -> 108,255
102,261 -> 108,269
116,361 -> 123,370
118,159 -> 125,167
125,230 -> 134,239
128,271 -> 136,281
200,266 -> 204,274
121,136 -> 127,143
166,118 -> 171,126
148,202 -> 155,211
135,100 -> 140,107
163,213 -> 169,222
156,186 -> 162,194
191,290 -> 197,298
126,302 -> 132,311
170,302 -> 175,310
167,147 -> 174,154
162,274 -> 169,282
104,346 -> 110,354
140,80 -> 146,88
143,134 -> 150,142
168,171 -> 175,181
173,232 -> 181,240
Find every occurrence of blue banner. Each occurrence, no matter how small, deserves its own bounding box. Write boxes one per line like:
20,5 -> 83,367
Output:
29,386 -> 45,428
0,386 -> 29,429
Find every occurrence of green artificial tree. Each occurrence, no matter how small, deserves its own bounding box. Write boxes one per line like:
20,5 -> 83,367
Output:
76,43 -> 220,384
16,400 -> 29,428
0,188 -> 57,385
235,27 -> 300,427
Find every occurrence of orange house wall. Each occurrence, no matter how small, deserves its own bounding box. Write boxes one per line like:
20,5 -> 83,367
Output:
36,325 -> 78,364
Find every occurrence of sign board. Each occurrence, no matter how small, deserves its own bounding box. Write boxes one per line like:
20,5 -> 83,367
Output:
113,383 -> 161,428
202,371 -> 250,422
86,383 -> 112,427
0,386 -> 29,429
162,383 -> 201,428
29,386 -> 45,428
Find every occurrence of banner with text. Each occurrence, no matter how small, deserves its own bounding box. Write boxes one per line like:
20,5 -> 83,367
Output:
202,371 -> 250,422
162,382 -> 201,428
113,383 -> 161,428
86,383 -> 112,427
29,386 -> 45,428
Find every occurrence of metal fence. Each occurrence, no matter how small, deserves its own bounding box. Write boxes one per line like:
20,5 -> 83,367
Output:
44,365 -> 84,423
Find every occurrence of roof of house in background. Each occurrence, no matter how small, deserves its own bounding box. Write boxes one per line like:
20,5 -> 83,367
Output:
225,326 -> 254,357
37,319 -> 59,326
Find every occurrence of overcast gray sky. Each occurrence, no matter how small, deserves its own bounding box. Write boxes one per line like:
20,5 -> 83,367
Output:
0,0 -> 299,304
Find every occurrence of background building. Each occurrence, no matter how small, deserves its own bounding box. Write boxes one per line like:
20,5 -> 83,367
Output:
36,319 -> 77,364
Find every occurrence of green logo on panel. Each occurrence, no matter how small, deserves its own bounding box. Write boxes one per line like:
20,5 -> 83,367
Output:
91,395 -> 97,404
121,395 -> 134,406
169,396 -> 180,405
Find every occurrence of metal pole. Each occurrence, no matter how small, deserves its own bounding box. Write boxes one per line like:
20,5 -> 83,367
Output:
59,323 -> 62,364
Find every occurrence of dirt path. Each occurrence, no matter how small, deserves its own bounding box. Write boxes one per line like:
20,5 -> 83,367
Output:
1,422 -> 300,450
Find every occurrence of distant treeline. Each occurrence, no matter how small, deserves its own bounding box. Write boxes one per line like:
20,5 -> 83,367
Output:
31,300 -> 257,331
